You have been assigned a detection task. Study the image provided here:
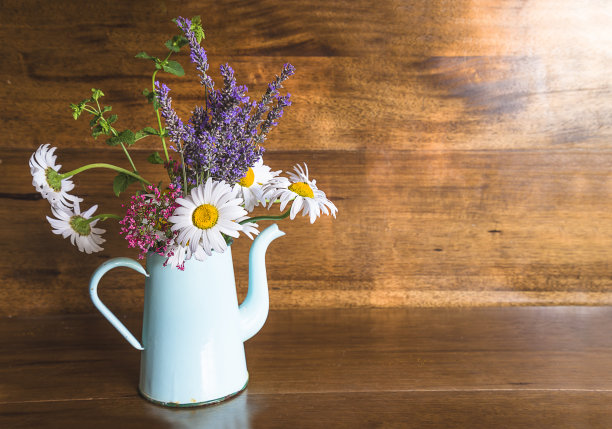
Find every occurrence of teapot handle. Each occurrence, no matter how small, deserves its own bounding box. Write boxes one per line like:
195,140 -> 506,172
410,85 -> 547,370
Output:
89,257 -> 148,351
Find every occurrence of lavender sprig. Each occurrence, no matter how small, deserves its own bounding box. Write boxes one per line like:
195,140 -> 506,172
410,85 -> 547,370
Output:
156,19 -> 294,187
155,82 -> 187,148
175,16 -> 214,91
257,93 -> 292,144
247,63 -> 295,138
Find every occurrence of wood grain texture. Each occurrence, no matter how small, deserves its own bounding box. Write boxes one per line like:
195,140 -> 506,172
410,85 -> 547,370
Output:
2,308 -> 612,427
3,148 -> 612,314
1,0 -> 612,312
3,392 -> 612,429
0,0 -> 610,152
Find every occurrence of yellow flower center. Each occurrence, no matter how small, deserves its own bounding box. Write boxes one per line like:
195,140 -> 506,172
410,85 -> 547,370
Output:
238,168 -> 255,187
288,182 -> 314,198
155,217 -> 168,230
192,204 -> 219,230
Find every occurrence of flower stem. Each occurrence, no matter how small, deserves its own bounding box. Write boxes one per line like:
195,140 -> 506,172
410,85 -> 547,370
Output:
87,213 -> 122,223
179,148 -> 188,196
119,142 -> 138,172
239,208 -> 291,224
83,104 -> 139,174
59,163 -> 152,185
151,51 -> 173,164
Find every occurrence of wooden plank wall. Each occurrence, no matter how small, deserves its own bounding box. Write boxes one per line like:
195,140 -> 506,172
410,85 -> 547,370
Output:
1,0 -> 611,315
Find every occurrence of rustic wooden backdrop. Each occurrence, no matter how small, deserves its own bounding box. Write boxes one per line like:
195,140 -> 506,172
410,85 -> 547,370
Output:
1,0 -> 611,316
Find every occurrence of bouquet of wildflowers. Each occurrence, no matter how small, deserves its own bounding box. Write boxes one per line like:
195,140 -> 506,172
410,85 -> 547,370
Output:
29,16 -> 337,270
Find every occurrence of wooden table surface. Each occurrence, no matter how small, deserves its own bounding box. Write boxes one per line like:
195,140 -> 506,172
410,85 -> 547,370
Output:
2,307 -> 612,428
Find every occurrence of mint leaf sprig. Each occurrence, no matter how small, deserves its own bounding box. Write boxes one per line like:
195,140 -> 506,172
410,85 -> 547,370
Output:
70,88 -> 138,168
134,25 -> 196,191
70,89 -> 153,196
66,17 -> 199,197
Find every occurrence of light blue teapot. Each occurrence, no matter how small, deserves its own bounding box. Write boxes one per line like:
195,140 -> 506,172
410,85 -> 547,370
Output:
89,224 -> 284,407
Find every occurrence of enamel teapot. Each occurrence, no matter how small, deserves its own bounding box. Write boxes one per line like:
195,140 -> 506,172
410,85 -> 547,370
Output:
89,224 -> 284,407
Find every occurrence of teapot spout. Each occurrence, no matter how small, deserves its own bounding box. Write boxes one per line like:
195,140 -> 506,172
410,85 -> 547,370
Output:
239,223 -> 285,342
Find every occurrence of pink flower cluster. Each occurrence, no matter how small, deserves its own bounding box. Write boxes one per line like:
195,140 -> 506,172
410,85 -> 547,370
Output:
119,184 -> 181,259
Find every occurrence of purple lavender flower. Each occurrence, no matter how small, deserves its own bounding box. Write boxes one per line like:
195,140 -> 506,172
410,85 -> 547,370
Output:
155,82 -> 187,148
175,16 -> 214,90
246,63 -> 295,140
156,18 -> 294,187
257,93 -> 292,144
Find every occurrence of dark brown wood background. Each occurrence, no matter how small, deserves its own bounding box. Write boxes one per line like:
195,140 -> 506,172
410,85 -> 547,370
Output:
1,0 -> 611,316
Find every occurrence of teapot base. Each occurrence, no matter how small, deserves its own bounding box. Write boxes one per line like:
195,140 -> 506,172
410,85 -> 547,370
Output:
138,374 -> 249,408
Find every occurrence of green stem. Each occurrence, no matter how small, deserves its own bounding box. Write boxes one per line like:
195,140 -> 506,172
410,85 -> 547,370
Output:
119,142 -> 138,173
59,163 -> 152,185
179,149 -> 188,196
82,106 -> 99,117
87,213 -> 122,223
151,53 -> 173,164
83,105 -> 139,174
239,208 -> 291,224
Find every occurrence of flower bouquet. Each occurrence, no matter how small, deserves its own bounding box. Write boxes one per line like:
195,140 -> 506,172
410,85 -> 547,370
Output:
29,16 -> 337,269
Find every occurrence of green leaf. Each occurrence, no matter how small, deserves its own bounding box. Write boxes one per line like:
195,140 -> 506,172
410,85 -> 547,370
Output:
91,124 -> 104,139
112,172 -> 138,197
165,35 -> 189,52
120,129 -> 135,146
142,126 -> 159,136
147,152 -> 164,164
145,90 -> 160,110
70,100 -> 88,120
70,103 -> 81,120
165,39 -> 180,52
191,16 -> 205,43
135,127 -> 158,140
100,120 -> 111,134
91,88 -> 105,101
106,129 -> 136,147
135,51 -> 156,61
223,234 -> 233,246
162,60 -> 184,76
102,105 -> 112,113
107,114 -> 118,124
142,88 -> 150,96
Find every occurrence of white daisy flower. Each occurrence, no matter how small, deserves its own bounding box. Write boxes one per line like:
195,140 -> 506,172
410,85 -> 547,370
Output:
233,157 -> 280,212
163,243 -> 188,270
163,241 -> 209,270
46,201 -> 106,254
29,144 -> 82,209
169,177 -> 247,256
264,163 -> 338,224
236,216 -> 260,240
